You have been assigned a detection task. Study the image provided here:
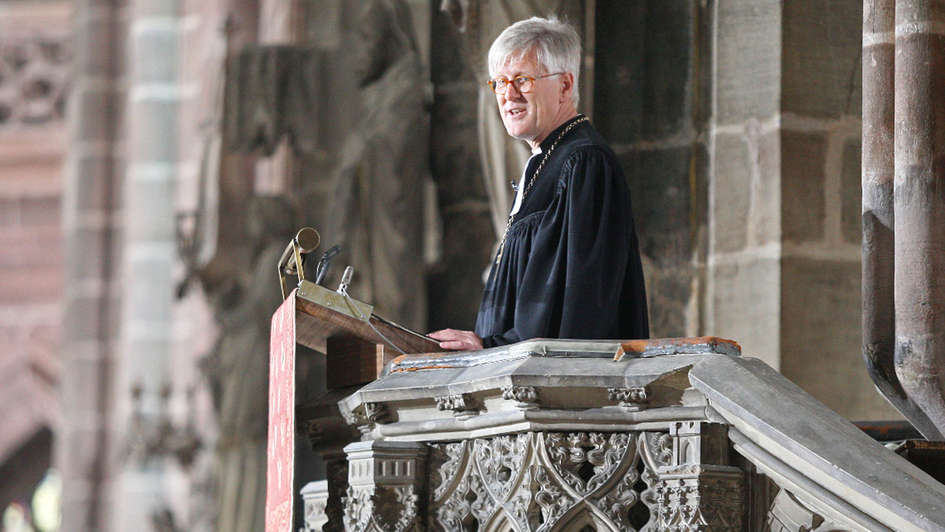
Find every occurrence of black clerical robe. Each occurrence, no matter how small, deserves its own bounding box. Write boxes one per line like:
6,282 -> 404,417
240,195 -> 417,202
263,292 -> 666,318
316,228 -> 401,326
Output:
474,116 -> 649,348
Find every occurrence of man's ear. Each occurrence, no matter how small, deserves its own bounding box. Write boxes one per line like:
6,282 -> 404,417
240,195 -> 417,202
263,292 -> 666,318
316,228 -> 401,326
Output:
559,72 -> 574,104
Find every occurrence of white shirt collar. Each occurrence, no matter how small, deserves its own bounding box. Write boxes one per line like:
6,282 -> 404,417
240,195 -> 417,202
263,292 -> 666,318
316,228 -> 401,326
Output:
510,150 -> 541,217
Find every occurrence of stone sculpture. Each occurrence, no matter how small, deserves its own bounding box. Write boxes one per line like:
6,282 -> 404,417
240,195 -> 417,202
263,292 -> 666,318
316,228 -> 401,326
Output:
326,0 -> 430,330
199,195 -> 297,532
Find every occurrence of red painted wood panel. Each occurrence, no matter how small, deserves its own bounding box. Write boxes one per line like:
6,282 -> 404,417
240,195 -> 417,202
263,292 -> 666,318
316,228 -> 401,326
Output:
266,292 -> 296,532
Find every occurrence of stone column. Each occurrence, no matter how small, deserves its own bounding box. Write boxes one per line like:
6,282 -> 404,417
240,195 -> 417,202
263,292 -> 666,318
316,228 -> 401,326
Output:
300,451 -> 349,532
863,0 -> 939,437
646,422 -> 744,530
893,0 -> 945,437
110,0 -> 181,528
341,440 -> 427,532
58,1 -> 127,530
708,0 -> 898,421
300,480 -> 330,532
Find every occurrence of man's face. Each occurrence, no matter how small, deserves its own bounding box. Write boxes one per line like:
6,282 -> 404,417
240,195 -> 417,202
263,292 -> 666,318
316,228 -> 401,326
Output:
493,52 -> 567,148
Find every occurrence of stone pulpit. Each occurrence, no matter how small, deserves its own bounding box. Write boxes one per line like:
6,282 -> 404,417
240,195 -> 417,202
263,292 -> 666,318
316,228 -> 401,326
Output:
329,338 -> 746,531
269,291 -> 945,531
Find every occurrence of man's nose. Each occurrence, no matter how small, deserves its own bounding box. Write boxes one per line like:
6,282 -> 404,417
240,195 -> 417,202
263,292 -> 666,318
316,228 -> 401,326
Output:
505,82 -> 525,100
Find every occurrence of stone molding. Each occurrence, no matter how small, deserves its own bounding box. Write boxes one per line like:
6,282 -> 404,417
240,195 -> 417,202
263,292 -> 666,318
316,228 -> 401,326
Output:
338,347 -> 723,441
341,441 -> 427,532
766,489 -> 850,532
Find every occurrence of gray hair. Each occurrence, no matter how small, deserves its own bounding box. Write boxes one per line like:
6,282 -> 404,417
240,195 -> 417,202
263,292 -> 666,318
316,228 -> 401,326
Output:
488,16 -> 581,107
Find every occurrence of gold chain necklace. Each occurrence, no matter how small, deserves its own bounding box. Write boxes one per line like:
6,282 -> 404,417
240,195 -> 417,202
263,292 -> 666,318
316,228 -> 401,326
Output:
495,115 -> 589,265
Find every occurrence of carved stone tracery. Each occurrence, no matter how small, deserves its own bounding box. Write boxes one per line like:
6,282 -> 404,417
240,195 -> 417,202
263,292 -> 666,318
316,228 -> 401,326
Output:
420,427 -> 743,531
0,32 -> 71,128
428,432 -> 655,531
544,432 -> 631,495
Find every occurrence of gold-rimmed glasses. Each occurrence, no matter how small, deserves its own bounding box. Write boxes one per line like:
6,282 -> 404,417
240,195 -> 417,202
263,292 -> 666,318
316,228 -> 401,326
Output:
486,72 -> 564,94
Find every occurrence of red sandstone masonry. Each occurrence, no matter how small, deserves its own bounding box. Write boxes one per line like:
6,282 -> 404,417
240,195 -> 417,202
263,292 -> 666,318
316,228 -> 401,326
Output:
0,102 -> 65,476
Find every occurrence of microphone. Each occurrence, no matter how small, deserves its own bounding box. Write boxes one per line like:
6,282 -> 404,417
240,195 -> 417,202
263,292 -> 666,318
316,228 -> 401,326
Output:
277,227 -> 320,275
337,266 -> 354,296
314,244 -> 341,286
277,227 -> 320,298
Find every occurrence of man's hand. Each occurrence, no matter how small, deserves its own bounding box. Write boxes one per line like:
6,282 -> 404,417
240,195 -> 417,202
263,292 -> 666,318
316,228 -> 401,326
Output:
428,329 -> 483,351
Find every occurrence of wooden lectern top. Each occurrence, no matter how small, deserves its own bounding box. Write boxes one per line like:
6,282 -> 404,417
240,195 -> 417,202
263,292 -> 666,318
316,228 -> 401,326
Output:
293,280 -> 439,355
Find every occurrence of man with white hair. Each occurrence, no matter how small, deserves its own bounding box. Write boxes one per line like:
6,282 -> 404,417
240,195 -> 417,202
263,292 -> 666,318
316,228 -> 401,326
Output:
430,16 -> 649,350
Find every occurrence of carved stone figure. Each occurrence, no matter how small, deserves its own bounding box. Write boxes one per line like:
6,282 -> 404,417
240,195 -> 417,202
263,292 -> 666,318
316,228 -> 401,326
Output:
199,195 -> 297,532
327,0 -> 430,330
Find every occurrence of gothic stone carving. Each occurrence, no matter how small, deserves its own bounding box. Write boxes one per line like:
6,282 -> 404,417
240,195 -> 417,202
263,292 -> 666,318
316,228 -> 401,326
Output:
342,441 -> 427,532
344,485 -> 420,532
544,432 -> 631,495
640,423 -> 745,531
435,393 -> 478,418
502,385 -> 539,409
648,474 -> 743,531
0,31 -> 71,128
363,402 -> 389,423
608,386 -> 650,411
427,428 -> 743,531
341,401 -> 390,432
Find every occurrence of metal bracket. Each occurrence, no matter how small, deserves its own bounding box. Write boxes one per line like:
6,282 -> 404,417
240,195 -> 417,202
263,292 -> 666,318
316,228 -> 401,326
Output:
297,280 -> 373,322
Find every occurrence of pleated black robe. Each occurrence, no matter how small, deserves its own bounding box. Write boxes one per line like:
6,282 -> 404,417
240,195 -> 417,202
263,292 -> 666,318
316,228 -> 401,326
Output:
475,116 -> 649,348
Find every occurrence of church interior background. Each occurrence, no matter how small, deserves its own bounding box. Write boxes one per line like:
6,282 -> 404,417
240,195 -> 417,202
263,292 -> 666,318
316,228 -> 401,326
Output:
0,0 -> 902,530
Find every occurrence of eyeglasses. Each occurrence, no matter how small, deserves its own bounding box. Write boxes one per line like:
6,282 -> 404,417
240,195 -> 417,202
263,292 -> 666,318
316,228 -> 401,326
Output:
486,72 -> 564,94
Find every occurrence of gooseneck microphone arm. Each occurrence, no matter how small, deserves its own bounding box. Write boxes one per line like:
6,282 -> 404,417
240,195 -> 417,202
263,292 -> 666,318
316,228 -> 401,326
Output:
314,245 -> 341,286
277,227 -> 321,298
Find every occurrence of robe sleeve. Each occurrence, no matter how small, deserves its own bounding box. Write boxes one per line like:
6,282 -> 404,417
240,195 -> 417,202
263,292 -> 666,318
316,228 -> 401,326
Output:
480,146 -> 644,347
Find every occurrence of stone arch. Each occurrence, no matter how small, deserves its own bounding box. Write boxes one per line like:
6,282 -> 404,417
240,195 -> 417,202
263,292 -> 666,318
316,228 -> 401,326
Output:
552,504 -> 614,532
479,508 -> 520,532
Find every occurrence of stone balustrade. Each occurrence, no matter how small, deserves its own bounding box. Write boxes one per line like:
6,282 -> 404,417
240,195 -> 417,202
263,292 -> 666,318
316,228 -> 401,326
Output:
300,338 -> 945,531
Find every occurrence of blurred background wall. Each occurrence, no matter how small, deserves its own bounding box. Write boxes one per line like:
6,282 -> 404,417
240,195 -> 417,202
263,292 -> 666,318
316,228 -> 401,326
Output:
0,0 -> 895,530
